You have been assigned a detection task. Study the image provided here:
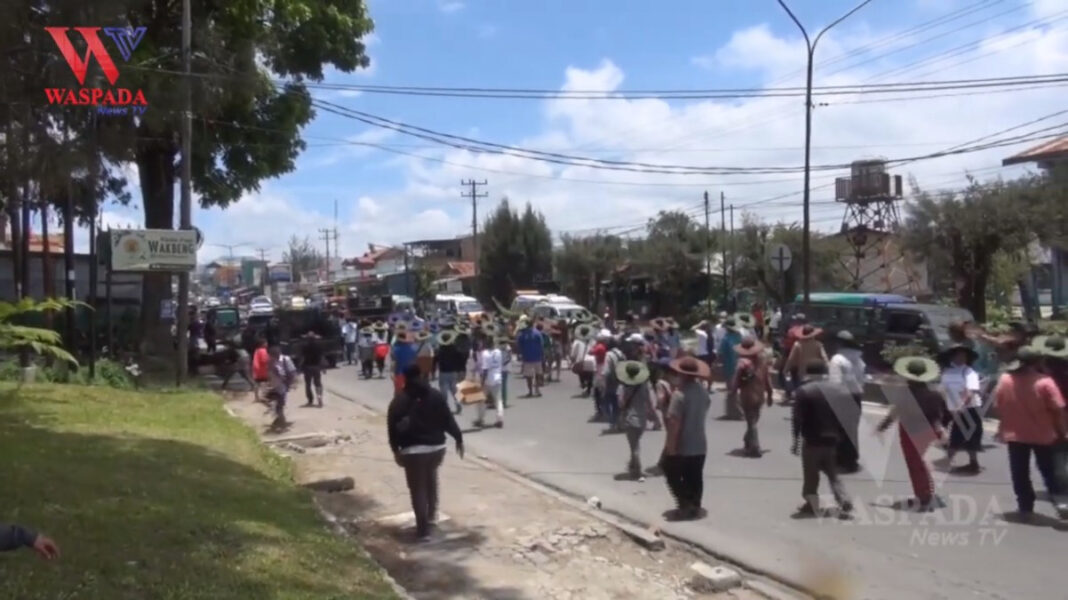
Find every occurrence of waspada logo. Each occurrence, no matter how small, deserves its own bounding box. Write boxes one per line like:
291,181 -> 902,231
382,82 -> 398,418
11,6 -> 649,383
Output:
44,26 -> 148,115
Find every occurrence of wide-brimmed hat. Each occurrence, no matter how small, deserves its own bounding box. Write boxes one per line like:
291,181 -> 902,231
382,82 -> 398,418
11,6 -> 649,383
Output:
893,356 -> 940,383
573,323 -> 595,341
665,318 -> 679,330
616,360 -> 651,386
372,321 -> 388,332
651,317 -> 667,331
722,317 -> 738,332
799,325 -> 822,339
668,356 -> 712,380
937,343 -> 978,366
437,330 -> 458,346
626,332 -> 645,344
394,331 -> 410,343
360,326 -> 374,336
393,321 -> 409,333
836,330 -> 861,348
481,322 -> 501,337
735,313 -> 754,328
414,331 -> 432,342
735,337 -> 764,357
1004,346 -> 1043,372
1031,335 -> 1068,359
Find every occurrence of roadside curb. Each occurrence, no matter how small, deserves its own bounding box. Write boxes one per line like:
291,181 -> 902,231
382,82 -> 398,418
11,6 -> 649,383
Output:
219,400 -> 417,600
326,383 -> 813,600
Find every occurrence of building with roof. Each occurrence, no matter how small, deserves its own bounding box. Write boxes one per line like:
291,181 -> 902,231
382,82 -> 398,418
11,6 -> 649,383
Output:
1003,136 -> 1067,317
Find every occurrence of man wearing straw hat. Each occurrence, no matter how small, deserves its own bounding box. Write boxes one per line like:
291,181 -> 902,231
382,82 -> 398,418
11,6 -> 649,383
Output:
616,360 -> 656,481
660,356 -> 713,520
733,337 -> 773,457
391,330 -> 418,396
570,323 -> 597,397
357,326 -> 376,379
878,356 -> 948,512
828,330 -> 866,473
435,330 -> 466,415
1032,334 -> 1068,398
791,361 -> 853,517
372,321 -> 390,379
716,317 -> 744,420
992,346 -> 1068,520
475,336 -> 506,429
516,318 -> 545,398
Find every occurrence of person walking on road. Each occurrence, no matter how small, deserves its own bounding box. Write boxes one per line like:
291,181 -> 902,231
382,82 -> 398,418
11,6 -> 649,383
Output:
717,318 -> 744,420
358,327 -> 376,379
828,330 -> 866,473
878,356 -> 948,512
571,323 -> 596,397
251,337 -> 270,404
342,317 -> 358,365
661,356 -> 712,521
616,360 -> 656,481
391,331 -> 418,396
498,336 -> 513,408
435,330 -> 466,414
791,361 -> 853,517
300,331 -> 324,408
414,331 -> 435,384
387,364 -> 465,543
516,319 -> 544,398
939,343 -> 983,474
993,346 -> 1068,521
475,337 -> 505,429
373,322 -> 390,378
733,337 -> 773,457
692,319 -> 713,390
267,345 -> 297,429
601,338 -> 626,429
779,313 -> 809,403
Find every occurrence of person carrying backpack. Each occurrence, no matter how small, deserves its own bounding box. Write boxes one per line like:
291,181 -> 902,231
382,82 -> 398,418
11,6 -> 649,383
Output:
733,337 -> 773,457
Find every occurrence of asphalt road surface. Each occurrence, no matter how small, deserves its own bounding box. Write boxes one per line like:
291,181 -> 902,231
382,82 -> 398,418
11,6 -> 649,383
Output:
324,363 -> 1065,600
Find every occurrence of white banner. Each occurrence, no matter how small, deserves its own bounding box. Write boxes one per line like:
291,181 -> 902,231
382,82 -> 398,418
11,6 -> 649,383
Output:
111,229 -> 197,272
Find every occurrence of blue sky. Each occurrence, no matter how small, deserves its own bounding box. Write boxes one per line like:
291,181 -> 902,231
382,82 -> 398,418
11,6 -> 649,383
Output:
79,0 -> 1068,262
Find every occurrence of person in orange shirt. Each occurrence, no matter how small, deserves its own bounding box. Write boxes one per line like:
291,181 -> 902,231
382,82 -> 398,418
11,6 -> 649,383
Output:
251,338 -> 270,403
994,346 -> 1068,520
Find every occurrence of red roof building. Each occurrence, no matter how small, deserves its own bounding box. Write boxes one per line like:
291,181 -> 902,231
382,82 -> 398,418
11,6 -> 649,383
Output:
1002,135 -> 1068,168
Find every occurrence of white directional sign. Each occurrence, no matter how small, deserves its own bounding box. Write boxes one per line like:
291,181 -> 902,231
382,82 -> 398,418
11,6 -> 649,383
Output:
767,243 -> 792,273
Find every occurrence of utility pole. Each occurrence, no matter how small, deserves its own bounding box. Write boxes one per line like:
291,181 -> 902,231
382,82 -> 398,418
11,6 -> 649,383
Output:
720,191 -> 727,309
256,247 -> 269,262
729,204 -> 735,297
318,228 -> 335,282
460,180 -> 488,276
776,0 -> 872,312
175,0 -> 194,386
333,198 -> 340,259
703,191 -> 712,320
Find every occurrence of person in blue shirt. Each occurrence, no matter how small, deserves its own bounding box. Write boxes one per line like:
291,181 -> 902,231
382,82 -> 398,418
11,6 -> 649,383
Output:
391,331 -> 418,396
515,319 -> 544,398
717,317 -> 744,420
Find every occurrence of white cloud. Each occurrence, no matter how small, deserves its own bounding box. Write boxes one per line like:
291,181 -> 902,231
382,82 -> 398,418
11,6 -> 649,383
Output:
439,1 -> 465,14
179,8 -> 1068,256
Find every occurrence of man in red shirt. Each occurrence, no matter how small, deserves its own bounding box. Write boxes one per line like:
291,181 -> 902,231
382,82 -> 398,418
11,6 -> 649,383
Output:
994,347 -> 1068,520
780,313 -> 807,404
251,338 -> 270,403
591,334 -> 609,420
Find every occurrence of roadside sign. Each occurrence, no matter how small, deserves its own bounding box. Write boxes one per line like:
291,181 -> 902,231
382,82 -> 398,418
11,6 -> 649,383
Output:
111,229 -> 197,272
767,243 -> 792,273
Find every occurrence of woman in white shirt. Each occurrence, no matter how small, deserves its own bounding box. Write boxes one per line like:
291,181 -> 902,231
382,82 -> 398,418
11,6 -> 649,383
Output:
476,339 -> 505,429
939,344 -> 983,474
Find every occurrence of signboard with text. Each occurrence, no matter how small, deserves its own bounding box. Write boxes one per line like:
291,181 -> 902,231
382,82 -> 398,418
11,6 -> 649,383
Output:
111,229 -> 197,272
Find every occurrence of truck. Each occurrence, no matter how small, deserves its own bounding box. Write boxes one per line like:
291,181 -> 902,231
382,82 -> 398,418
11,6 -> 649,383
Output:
346,294 -> 395,324
242,307 -> 343,368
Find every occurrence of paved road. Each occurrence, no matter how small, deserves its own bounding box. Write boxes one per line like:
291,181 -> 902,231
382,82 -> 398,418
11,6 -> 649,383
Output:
323,364 -> 1065,600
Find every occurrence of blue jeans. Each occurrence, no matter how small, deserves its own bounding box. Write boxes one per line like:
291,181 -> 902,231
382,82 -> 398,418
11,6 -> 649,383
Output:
438,371 -> 461,410
601,386 -> 619,424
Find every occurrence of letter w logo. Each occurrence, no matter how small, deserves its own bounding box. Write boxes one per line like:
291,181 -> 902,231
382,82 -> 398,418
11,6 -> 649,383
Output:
45,26 -> 143,86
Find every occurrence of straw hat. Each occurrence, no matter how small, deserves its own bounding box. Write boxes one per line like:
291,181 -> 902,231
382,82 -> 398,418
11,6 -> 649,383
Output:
394,331 -> 410,343
360,326 -> 374,336
573,323 -> 596,341
414,331 -> 432,342
937,343 -> 978,366
665,318 -> 679,330
481,322 -> 501,337
1004,346 -> 1043,372
437,330 -> 458,346
651,317 -> 667,331
893,356 -> 940,383
372,321 -> 388,332
668,356 -> 712,380
735,337 -> 764,358
616,360 -> 651,386
722,317 -> 738,332
1032,335 -> 1068,359
836,330 -> 861,348
394,321 -> 410,334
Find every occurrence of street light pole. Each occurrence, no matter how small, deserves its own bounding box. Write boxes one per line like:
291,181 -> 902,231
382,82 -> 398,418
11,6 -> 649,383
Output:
775,0 -> 873,312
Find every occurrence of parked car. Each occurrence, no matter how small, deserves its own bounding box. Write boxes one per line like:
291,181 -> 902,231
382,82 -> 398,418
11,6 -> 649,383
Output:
531,302 -> 588,321
248,295 -> 274,316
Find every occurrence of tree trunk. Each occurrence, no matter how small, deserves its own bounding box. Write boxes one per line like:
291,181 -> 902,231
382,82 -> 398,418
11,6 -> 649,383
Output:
136,141 -> 177,356
41,204 -> 53,329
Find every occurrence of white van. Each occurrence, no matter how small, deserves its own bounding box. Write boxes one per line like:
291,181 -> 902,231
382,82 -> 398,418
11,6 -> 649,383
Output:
435,294 -> 483,318
531,302 -> 588,321
511,293 -> 548,314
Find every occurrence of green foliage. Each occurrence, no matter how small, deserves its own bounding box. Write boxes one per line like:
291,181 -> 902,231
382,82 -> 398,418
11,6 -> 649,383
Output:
0,298 -> 83,366
282,235 -> 322,283
0,358 -> 133,389
880,340 -> 934,365
554,234 -> 625,309
902,173 -> 1062,322
627,210 -> 705,316
477,199 -> 553,304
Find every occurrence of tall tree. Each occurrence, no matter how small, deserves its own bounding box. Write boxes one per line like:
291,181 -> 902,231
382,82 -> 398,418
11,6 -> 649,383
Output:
554,233 -> 624,309
8,0 -> 374,352
902,174 -> 1055,322
627,210 -> 704,316
477,199 -> 552,305
283,235 -> 322,283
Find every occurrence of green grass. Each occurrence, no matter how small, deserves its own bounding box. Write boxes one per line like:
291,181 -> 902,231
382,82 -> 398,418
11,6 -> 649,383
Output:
0,383 -> 398,600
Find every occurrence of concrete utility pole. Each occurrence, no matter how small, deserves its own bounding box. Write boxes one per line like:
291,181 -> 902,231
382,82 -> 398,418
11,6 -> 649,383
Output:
318,228 -> 336,282
460,179 -> 488,276
776,0 -> 873,312
704,191 -> 712,320
720,191 -> 727,309
175,0 -> 194,385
